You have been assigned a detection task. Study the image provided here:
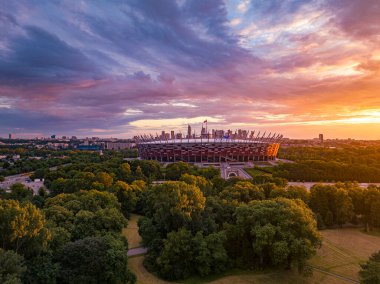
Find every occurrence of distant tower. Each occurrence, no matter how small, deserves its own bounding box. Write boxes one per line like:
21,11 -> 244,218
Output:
170,130 -> 175,140
187,125 -> 191,138
319,134 -> 324,143
8,133 -> 12,139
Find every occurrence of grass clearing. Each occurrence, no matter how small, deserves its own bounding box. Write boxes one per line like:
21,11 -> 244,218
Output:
128,256 -> 331,284
244,167 -> 271,178
122,214 -> 143,249
309,228 -> 380,281
128,256 -> 174,284
182,269 -> 337,284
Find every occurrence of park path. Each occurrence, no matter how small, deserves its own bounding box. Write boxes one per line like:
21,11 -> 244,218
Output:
128,247 -> 147,257
310,266 -> 359,283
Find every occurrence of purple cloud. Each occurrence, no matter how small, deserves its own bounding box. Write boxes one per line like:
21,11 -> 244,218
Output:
0,0 -> 379,139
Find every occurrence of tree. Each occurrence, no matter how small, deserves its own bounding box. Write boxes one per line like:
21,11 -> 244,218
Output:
203,196 -> 237,229
156,229 -> 195,280
57,235 -> 136,284
129,160 -> 161,180
259,183 -> 280,199
334,188 -> 354,226
0,248 -> 26,284
309,184 -> 353,227
219,181 -> 264,204
194,231 -> 228,276
197,166 -> 220,180
155,229 -> 228,280
359,251 -> 380,284
226,198 -> 321,272
30,168 -> 48,180
345,185 -> 365,223
120,163 -> 131,180
114,181 -> 139,217
143,181 -> 205,238
49,178 -> 66,196
44,190 -> 127,242
0,200 -> 50,256
45,190 -> 121,214
24,254 -> 59,284
134,166 -> 145,180
180,174 -> 214,196
95,172 -> 113,188
0,175 -> 4,182
285,185 -> 309,204
72,208 -> 127,240
165,162 -> 192,180
9,183 -> 33,202
363,188 -> 380,231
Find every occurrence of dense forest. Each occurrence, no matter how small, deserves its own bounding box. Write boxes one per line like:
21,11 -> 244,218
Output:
1,148 -> 380,282
273,146 -> 380,182
0,148 -> 138,177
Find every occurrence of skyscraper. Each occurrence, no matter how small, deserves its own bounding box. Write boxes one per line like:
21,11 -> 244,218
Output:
187,124 -> 191,139
8,133 -> 12,139
319,134 -> 324,143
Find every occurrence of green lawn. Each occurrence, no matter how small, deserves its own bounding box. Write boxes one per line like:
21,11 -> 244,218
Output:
122,214 -> 143,249
244,167 -> 272,178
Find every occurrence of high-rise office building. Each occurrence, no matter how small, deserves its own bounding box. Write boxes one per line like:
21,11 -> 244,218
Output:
187,124 -> 191,138
8,133 -> 12,139
319,134 -> 324,143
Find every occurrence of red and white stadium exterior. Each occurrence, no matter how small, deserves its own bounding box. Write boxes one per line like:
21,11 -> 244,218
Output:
137,134 -> 282,163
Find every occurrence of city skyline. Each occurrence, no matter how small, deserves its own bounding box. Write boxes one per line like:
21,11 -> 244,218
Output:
1,1 -> 380,139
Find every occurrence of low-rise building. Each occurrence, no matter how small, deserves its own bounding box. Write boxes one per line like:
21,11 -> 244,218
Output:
105,142 -> 134,150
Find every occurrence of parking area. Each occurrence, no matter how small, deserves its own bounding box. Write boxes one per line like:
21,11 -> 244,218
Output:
0,173 -> 44,194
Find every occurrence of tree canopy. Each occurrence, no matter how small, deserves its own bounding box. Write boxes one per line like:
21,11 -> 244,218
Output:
359,250 -> 380,284
226,198 -> 321,272
57,234 -> 135,284
0,199 -> 50,256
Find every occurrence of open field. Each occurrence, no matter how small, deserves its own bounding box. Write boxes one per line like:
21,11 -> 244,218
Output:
122,214 -> 142,249
128,256 -> 343,284
126,218 -> 380,284
129,256 -> 173,284
309,228 -> 380,281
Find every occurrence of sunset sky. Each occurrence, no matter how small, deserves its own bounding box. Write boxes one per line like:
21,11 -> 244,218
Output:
1,0 -> 379,139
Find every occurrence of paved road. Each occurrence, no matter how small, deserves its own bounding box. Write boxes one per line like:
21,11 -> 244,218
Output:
220,163 -> 228,179
0,173 -> 44,194
127,247 -> 148,257
288,181 -> 380,190
220,163 -> 252,180
236,168 -> 252,179
0,163 -> 71,194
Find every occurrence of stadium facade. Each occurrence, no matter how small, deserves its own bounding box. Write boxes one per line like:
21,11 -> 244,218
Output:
136,127 -> 282,163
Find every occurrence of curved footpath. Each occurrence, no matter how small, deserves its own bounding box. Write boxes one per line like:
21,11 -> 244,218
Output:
309,266 -> 359,284
128,247 -> 147,257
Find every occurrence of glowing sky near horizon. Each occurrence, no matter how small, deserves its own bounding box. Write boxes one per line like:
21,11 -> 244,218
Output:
1,0 -> 380,139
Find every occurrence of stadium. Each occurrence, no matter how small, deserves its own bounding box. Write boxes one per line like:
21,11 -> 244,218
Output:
136,125 -> 282,163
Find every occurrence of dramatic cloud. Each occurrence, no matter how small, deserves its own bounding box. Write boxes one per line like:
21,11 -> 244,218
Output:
0,0 -> 379,138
